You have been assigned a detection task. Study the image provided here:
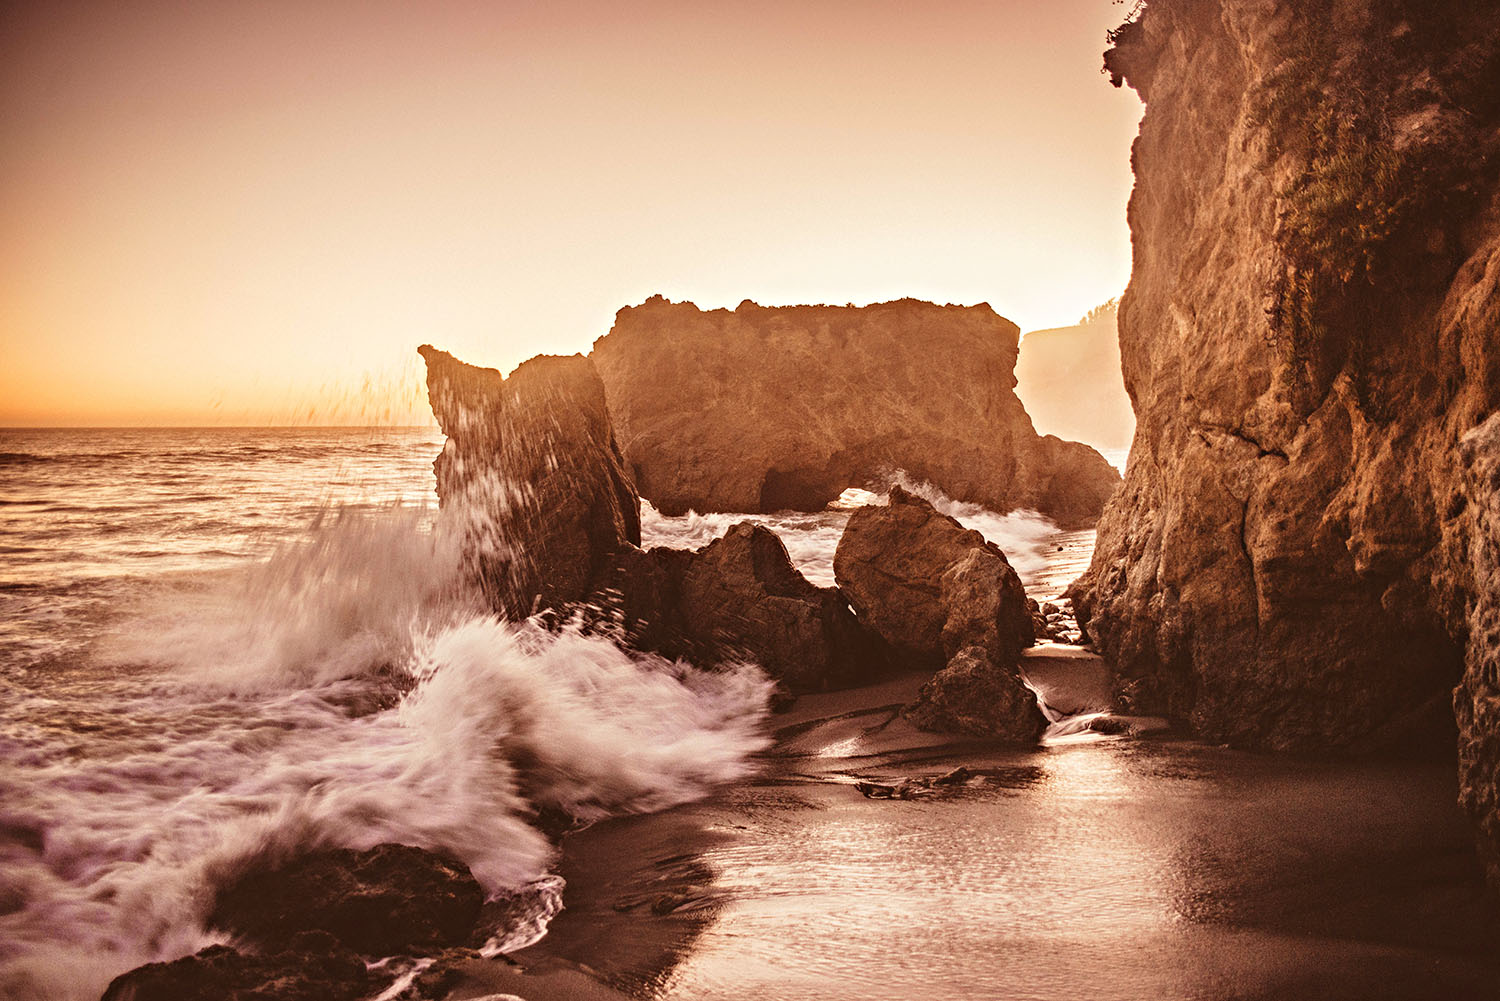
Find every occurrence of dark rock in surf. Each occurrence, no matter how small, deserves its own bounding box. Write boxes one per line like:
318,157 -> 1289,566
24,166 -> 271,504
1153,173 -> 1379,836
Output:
419,345 -> 640,618
590,526 -> 886,693
833,486 -> 1033,666
903,646 -> 1046,743
589,295 -> 1119,528
210,843 -> 484,957
100,932 -> 372,1001
679,523 -> 880,692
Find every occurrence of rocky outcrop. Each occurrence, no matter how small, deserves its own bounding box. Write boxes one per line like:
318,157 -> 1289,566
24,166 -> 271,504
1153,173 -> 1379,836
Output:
834,486 -> 1032,667
1068,1 -> 1500,879
592,525 -> 883,693
1015,300 -> 1135,455
833,487 -> 1043,740
1457,415 -> 1500,889
210,843 -> 484,956
100,932 -> 372,1001
590,297 -> 1120,528
419,345 -> 640,618
904,647 -> 1046,743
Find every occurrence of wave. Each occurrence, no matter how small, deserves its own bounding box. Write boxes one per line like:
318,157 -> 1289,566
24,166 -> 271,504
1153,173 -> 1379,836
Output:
0,615 -> 771,1001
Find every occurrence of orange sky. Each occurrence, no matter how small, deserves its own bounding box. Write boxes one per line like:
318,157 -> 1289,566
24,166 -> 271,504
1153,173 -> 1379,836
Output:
0,0 -> 1142,426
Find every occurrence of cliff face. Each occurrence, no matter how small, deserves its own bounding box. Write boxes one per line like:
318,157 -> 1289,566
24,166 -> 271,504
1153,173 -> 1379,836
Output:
1015,304 -> 1135,454
590,297 -> 1121,528
1069,0 -> 1500,878
419,346 -> 640,617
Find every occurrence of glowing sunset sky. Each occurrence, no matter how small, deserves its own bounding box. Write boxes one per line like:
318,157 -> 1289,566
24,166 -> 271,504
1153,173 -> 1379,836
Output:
1,1 -> 1142,426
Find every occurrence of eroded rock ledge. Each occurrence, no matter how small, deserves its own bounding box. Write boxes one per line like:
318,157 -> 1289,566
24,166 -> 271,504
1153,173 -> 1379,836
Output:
590,296 -> 1120,528
1071,0 -> 1500,883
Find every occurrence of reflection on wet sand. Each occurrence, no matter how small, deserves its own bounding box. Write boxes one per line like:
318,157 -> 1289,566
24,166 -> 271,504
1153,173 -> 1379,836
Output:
503,669 -> 1499,1001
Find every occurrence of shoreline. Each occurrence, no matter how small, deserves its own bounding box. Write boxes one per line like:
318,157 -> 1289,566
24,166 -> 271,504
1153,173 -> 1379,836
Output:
440,664 -> 1500,1001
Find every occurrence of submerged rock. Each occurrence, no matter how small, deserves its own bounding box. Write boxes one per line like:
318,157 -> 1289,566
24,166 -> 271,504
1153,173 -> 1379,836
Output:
210,843 -> 484,956
419,345 -> 640,618
100,932 -> 371,1001
590,296 -> 1119,527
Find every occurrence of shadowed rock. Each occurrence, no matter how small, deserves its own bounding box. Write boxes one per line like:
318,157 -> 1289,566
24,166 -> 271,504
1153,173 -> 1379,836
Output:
590,526 -> 886,693
210,843 -> 484,956
419,345 -> 640,618
591,296 -> 1120,528
834,486 -> 1033,666
100,932 -> 372,1001
834,487 -> 1042,741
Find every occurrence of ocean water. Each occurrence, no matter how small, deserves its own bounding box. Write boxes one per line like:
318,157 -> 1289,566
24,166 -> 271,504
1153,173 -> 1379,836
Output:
0,427 -> 1070,1001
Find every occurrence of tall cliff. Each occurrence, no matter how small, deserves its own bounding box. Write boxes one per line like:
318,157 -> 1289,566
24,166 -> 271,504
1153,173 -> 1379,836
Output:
590,296 -> 1121,528
1069,0 -> 1500,881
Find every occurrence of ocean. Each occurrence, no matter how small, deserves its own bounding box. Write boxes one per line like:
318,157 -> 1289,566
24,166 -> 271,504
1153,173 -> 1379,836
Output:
0,427 -> 1076,1001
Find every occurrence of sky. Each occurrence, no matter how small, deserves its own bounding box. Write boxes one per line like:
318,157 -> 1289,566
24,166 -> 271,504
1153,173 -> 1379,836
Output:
0,0 -> 1143,426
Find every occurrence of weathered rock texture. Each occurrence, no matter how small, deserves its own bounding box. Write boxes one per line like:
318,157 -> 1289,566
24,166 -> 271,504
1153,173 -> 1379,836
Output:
100,932 -> 372,1001
1069,1 -> 1500,878
834,487 -> 1043,741
1015,300 -> 1135,454
419,345 -> 640,618
591,525 -> 883,693
590,296 -> 1121,527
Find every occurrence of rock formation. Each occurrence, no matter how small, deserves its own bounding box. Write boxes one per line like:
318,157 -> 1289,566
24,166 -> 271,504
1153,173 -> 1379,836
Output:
591,525 -> 883,693
590,296 -> 1120,528
834,487 -> 1043,741
1015,299 -> 1135,455
1068,0 -> 1500,880
419,345 -> 640,618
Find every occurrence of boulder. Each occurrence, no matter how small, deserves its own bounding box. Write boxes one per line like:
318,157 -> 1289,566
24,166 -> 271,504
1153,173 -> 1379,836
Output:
589,527 -> 885,693
679,523 -> 878,692
903,646 -> 1046,742
100,932 -> 371,1001
833,486 -> 1032,666
590,296 -> 1119,528
419,345 -> 640,618
210,843 -> 484,957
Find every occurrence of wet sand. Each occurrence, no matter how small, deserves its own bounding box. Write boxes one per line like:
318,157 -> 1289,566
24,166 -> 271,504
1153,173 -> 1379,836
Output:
447,666 -> 1500,1001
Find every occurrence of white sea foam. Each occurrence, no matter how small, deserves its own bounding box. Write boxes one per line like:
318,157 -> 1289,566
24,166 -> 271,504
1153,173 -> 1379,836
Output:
1,514 -> 772,1001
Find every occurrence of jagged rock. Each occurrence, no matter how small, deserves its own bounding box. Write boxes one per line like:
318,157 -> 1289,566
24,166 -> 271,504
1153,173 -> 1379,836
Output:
1457,414 -> 1500,890
903,646 -> 1046,742
940,549 -> 1033,665
679,524 -> 879,692
100,932 -> 372,1001
419,345 -> 640,618
590,527 -> 885,693
590,296 -> 1119,528
833,486 -> 1032,666
1070,0 -> 1500,886
210,843 -> 484,957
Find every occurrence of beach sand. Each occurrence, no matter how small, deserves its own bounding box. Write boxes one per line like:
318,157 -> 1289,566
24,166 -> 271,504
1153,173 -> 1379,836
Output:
441,659 -> 1500,1001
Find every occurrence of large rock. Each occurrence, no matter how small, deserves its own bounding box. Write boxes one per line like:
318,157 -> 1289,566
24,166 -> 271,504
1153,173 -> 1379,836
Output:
903,646 -> 1046,743
834,487 -> 1043,741
590,527 -> 884,693
590,296 -> 1120,528
100,932 -> 371,1001
419,345 -> 640,617
833,486 -> 1032,666
1067,1 -> 1500,881
210,843 -> 484,956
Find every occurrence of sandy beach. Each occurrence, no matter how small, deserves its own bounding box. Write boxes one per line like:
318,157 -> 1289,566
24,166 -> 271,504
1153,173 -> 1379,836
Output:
412,655 -> 1500,1001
